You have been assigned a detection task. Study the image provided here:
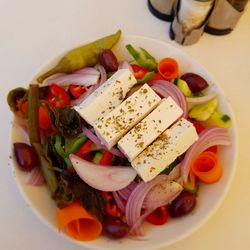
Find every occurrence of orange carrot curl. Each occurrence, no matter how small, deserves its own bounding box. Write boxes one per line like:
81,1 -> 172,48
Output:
56,201 -> 102,241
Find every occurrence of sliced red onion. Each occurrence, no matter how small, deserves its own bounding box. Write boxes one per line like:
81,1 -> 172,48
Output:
95,64 -> 107,84
69,154 -> 137,192
25,166 -> 45,186
82,126 -> 126,158
118,61 -> 134,73
43,67 -> 100,87
186,91 -> 217,104
113,191 -> 126,213
130,181 -> 183,235
180,126 -> 231,182
117,181 -> 138,200
75,67 -> 100,75
125,175 -> 173,236
12,121 -> 30,145
150,80 -> 188,118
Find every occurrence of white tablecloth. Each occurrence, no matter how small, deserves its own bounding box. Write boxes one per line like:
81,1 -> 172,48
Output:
1,0 -> 250,249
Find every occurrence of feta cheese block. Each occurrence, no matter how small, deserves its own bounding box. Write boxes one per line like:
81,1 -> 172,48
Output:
94,84 -> 161,149
74,69 -> 136,126
131,118 -> 198,182
118,97 -> 183,161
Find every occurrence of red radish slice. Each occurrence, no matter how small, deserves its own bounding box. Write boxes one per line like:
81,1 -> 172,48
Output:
69,154 -> 137,192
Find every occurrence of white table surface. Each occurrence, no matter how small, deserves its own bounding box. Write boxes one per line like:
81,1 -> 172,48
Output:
1,0 -> 250,249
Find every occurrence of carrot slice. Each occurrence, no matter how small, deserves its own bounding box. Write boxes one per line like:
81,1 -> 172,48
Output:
191,151 -> 222,184
157,57 -> 179,81
56,201 -> 102,241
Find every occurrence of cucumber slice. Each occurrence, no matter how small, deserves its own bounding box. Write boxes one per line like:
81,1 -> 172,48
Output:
93,151 -> 104,164
189,98 -> 218,121
174,78 -> 193,97
202,111 -> 231,128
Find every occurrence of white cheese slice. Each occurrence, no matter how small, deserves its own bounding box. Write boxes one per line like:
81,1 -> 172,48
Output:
94,84 -> 161,149
118,97 -> 183,161
74,69 -> 136,126
131,118 -> 198,182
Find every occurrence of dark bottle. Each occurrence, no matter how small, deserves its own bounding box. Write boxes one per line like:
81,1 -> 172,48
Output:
147,0 -> 176,21
205,0 -> 249,35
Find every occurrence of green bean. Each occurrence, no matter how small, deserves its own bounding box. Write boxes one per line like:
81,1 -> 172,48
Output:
37,30 -> 121,83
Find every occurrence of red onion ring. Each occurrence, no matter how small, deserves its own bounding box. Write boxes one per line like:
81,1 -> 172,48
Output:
26,166 -> 45,186
112,191 -> 126,213
43,67 -> 100,86
125,175 -> 169,235
180,126 -> 231,182
82,126 -> 126,158
150,80 -> 188,118
95,64 -> 107,84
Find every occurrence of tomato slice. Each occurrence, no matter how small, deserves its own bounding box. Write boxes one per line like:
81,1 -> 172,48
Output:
100,151 -> 113,165
146,206 -> 168,225
102,192 -> 121,217
131,64 -> 148,79
21,101 -> 52,131
68,84 -> 86,99
47,84 -> 71,108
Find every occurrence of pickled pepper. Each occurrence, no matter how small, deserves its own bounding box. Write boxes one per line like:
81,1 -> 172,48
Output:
37,30 -> 121,83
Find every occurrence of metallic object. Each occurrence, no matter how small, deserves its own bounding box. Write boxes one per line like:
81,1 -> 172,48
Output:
169,0 -> 217,45
147,0 -> 176,21
205,0 -> 249,35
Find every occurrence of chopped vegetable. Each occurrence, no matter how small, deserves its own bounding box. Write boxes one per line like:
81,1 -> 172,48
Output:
126,44 -> 157,71
76,139 -> 94,157
130,64 -> 148,79
136,71 -> 154,84
69,154 -> 137,192
53,106 -> 82,138
202,111 -> 231,128
47,84 -> 71,108
54,135 -> 87,167
100,151 -> 113,165
37,30 -> 121,83
158,57 -> 179,81
68,84 -> 86,99
27,84 -> 58,196
191,151 -> 222,184
103,192 -> 121,217
174,78 -> 192,97
56,201 -> 102,241
189,98 -> 218,121
146,206 -> 168,225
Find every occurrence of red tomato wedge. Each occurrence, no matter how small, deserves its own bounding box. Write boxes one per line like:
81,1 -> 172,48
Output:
47,83 -> 71,108
146,206 -> 168,225
131,64 -> 148,79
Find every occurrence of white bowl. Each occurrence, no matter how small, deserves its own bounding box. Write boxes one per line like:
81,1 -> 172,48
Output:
11,34 -> 238,250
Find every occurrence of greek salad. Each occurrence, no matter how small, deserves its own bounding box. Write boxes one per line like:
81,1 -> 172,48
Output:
8,30 -> 231,241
